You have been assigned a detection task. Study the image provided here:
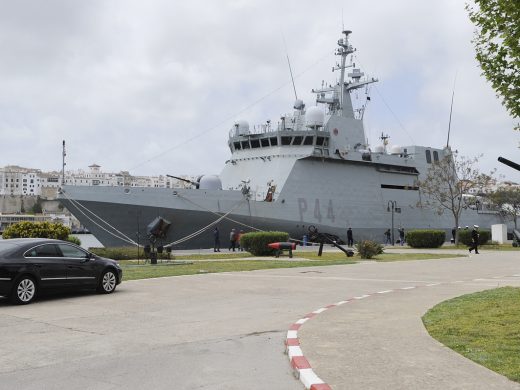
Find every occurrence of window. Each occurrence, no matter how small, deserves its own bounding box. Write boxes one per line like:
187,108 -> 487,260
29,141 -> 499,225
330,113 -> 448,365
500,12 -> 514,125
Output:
303,136 -> 314,145
270,137 -> 278,146
281,136 -> 292,145
58,244 -> 88,258
425,150 -> 432,164
316,137 -> 325,146
233,142 -> 241,150
292,136 -> 303,145
240,140 -> 250,149
433,151 -> 439,162
250,139 -> 260,148
260,138 -> 270,147
25,244 -> 61,258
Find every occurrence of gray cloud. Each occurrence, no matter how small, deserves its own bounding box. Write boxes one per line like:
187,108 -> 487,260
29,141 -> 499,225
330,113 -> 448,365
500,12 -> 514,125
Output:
0,0 -> 518,181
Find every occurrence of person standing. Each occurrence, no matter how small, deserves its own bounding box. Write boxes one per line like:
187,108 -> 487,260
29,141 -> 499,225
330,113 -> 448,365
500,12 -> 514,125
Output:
237,230 -> 245,251
468,225 -> 480,254
213,227 -> 221,252
229,228 -> 237,251
384,229 -> 391,245
347,227 -> 354,247
398,227 -> 405,246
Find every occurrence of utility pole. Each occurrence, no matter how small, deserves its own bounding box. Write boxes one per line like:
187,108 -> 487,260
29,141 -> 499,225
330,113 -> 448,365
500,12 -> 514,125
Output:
62,140 -> 66,186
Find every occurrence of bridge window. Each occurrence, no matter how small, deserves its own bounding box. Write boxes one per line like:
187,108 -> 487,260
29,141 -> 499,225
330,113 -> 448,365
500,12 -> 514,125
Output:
316,137 -> 325,146
281,136 -> 292,145
425,150 -> 432,164
233,142 -> 241,150
241,140 -> 250,149
270,137 -> 278,146
261,138 -> 270,147
433,151 -> 439,162
303,136 -> 314,145
292,136 -> 303,145
250,139 -> 260,148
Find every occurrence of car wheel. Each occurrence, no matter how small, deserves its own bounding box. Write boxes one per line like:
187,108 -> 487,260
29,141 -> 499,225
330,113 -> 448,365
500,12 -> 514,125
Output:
97,269 -> 117,294
11,276 -> 37,305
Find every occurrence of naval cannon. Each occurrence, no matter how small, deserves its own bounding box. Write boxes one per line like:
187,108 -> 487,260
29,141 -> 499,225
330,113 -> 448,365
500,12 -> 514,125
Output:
307,226 -> 355,257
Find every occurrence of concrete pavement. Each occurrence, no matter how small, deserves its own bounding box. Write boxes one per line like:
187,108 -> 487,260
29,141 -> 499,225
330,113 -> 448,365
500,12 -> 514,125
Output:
0,249 -> 518,389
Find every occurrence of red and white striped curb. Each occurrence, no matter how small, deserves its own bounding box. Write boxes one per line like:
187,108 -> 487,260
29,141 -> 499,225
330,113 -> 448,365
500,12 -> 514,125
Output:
285,273 -> 520,389
285,272 -> 520,389
284,285 -> 422,389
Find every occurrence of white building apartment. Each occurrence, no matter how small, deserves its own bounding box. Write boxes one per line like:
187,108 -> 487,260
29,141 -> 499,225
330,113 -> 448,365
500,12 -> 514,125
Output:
1,164 -> 193,197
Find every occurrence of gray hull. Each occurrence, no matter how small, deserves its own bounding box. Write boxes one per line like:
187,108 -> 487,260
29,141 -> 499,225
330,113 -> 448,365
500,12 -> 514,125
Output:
60,157 -> 506,249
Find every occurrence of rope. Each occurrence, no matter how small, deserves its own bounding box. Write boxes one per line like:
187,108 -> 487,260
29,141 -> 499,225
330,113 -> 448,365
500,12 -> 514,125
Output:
176,193 -> 264,232
60,190 -> 139,246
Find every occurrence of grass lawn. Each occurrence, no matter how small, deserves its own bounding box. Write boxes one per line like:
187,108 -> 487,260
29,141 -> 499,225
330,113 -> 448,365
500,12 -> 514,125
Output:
120,251 -> 465,281
422,287 -> 520,382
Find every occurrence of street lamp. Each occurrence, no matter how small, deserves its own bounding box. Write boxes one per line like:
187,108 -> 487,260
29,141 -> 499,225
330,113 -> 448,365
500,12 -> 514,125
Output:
387,201 -> 401,245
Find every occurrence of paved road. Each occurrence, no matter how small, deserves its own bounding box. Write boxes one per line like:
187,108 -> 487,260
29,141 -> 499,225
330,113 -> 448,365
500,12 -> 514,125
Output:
0,250 -> 519,389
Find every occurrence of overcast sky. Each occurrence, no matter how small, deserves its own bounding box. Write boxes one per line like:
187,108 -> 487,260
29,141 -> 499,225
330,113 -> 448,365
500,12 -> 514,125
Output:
1,0 -> 518,182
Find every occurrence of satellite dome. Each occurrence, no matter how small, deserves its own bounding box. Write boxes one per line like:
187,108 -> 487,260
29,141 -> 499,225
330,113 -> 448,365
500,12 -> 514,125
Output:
374,145 -> 385,154
389,145 -> 402,155
234,120 -> 250,136
305,106 -> 325,128
198,175 -> 222,190
294,99 -> 305,110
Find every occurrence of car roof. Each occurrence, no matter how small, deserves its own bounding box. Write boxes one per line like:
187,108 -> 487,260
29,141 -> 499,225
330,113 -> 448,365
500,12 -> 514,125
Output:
0,238 -> 77,256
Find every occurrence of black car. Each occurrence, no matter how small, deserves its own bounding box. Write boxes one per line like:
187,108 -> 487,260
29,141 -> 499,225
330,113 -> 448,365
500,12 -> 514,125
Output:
0,238 -> 123,304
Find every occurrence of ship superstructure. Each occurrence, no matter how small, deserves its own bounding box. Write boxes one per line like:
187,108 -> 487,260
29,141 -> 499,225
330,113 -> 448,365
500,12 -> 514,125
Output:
59,31 -> 506,248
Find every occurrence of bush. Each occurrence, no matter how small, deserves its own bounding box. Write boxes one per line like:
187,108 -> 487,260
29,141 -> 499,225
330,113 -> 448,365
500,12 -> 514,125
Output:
355,240 -> 384,259
457,229 -> 491,246
239,231 -> 289,256
406,230 -> 445,248
2,221 -> 71,240
66,236 -> 82,246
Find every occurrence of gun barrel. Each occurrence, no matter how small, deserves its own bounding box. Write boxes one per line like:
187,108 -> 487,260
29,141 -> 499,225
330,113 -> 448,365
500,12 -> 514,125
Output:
498,157 -> 520,172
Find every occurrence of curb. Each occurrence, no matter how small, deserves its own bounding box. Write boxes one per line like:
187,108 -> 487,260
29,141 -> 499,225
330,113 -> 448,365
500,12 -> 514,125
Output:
284,272 -> 520,389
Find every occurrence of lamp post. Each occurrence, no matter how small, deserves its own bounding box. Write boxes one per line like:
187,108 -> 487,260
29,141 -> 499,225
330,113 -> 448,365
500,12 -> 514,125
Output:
387,201 -> 401,245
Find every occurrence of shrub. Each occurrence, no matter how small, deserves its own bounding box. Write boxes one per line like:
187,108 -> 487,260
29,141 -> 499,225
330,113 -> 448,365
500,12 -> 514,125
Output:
2,221 -> 71,240
239,231 -> 289,256
66,236 -> 82,246
406,230 -> 445,248
355,240 -> 384,259
457,229 -> 491,246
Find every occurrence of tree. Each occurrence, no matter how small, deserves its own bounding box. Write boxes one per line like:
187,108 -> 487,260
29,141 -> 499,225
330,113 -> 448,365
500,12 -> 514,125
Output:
488,186 -> 520,229
466,0 -> 520,131
416,151 -> 494,245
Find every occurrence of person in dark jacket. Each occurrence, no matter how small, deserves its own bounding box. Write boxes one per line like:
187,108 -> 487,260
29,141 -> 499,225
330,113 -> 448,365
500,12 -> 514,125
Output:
229,228 -> 237,251
213,227 -> 221,252
468,225 -> 480,254
347,227 -> 354,247
398,227 -> 405,246
384,229 -> 391,245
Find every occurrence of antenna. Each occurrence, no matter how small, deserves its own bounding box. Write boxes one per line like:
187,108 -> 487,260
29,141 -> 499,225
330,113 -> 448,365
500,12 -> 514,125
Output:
62,140 -> 66,186
446,71 -> 457,148
281,32 -> 298,100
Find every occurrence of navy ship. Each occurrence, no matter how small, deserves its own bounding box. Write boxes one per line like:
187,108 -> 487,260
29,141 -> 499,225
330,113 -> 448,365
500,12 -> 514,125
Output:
59,31 -> 506,248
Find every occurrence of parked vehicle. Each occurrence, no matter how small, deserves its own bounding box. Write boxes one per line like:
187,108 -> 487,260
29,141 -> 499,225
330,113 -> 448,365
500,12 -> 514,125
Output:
0,238 -> 122,304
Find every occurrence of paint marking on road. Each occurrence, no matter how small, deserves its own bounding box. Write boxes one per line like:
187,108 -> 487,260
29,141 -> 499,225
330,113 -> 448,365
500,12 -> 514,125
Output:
296,318 -> 309,325
426,283 -> 441,286
287,330 -> 298,339
377,290 -> 393,294
400,286 -> 416,290
354,294 -> 370,300
313,308 -> 327,314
